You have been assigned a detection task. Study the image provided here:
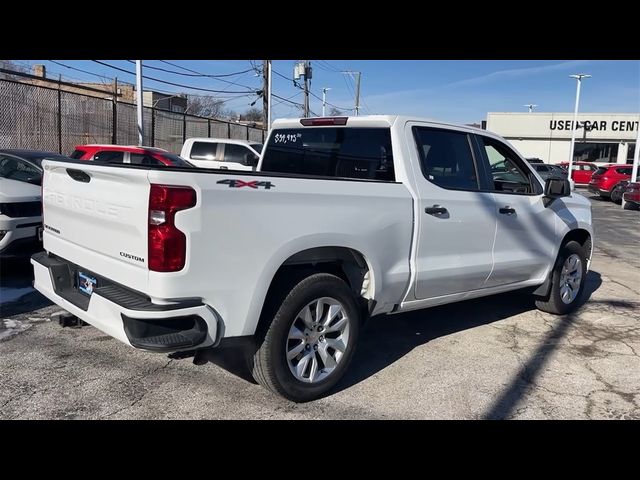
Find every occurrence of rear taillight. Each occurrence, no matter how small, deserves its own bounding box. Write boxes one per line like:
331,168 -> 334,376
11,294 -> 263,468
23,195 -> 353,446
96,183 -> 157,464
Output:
148,184 -> 196,272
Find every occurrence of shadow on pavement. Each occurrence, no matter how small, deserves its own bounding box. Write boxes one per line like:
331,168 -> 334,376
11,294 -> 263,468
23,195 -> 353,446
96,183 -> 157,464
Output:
335,270 -> 602,401
483,270 -> 603,419
1,257 -> 52,319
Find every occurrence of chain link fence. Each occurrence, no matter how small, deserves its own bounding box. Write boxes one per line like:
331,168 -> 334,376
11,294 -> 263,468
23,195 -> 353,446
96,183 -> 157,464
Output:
0,78 -> 266,155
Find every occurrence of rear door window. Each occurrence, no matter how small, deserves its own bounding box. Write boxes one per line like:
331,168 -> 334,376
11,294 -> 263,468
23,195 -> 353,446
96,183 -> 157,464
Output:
130,153 -> 163,166
412,127 -> 479,190
261,127 -> 395,181
93,151 -> 125,164
189,142 -> 219,161
70,149 -> 86,159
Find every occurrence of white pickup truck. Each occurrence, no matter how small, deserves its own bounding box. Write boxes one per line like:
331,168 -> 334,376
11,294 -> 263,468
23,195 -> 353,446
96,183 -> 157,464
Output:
32,115 -> 593,402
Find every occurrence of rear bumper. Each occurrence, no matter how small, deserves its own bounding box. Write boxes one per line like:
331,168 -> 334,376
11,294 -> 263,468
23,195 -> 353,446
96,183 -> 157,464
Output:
31,252 -> 220,352
588,184 -> 608,195
623,191 -> 640,205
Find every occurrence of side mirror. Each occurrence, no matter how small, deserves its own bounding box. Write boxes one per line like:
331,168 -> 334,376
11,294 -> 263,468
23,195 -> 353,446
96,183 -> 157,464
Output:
544,176 -> 571,199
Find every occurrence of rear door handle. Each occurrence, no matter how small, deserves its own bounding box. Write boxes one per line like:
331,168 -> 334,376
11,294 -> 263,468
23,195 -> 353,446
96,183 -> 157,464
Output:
425,205 -> 448,216
219,166 -> 228,170
499,206 -> 516,215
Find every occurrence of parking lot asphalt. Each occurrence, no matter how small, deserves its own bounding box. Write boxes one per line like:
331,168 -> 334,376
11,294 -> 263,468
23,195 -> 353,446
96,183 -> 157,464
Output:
1,193 -> 638,419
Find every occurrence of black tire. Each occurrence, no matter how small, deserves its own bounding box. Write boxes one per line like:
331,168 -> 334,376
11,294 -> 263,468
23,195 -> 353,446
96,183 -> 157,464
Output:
610,184 -> 625,204
251,273 -> 361,402
535,240 -> 588,315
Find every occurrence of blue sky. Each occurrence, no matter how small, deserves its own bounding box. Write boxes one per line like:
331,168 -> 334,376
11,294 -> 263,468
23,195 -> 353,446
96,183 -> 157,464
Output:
15,60 -> 640,123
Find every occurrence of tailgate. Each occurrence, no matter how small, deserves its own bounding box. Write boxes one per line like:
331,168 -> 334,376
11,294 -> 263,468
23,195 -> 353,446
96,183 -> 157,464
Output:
41,160 -> 150,293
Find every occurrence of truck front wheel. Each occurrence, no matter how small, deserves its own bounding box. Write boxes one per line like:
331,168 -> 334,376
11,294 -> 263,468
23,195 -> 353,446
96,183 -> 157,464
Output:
535,240 -> 587,315
251,273 -> 361,402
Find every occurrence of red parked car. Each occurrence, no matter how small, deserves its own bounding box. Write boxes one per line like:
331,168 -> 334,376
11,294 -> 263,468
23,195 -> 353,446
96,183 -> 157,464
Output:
622,181 -> 640,209
557,161 -> 598,185
70,145 -> 193,167
588,164 -> 634,203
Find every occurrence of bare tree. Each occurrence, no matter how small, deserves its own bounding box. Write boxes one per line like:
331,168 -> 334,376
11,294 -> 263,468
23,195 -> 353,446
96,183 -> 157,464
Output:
0,60 -> 28,80
240,107 -> 263,122
186,95 -> 229,119
329,107 -> 343,116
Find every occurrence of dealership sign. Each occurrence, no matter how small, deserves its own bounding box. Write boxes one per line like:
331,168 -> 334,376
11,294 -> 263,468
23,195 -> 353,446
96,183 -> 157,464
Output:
549,120 -> 639,132
487,112 -> 640,141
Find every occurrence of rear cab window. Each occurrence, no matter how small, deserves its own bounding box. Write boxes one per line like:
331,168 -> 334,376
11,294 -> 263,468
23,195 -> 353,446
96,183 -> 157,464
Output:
261,127 -> 395,181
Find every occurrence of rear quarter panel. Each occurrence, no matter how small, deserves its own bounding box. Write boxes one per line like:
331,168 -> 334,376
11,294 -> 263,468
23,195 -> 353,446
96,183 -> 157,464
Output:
146,169 -> 414,337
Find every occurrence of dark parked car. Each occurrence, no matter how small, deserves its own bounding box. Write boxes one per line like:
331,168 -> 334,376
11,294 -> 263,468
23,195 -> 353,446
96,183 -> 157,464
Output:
531,163 -> 568,181
0,149 -> 71,259
0,149 -> 70,186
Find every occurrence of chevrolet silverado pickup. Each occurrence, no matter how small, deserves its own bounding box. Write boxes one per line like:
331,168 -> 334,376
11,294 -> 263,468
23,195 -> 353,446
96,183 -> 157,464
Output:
32,115 -> 594,402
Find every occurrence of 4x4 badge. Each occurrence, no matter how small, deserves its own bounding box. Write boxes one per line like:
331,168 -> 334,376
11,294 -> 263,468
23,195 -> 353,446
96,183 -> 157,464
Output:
217,179 -> 275,189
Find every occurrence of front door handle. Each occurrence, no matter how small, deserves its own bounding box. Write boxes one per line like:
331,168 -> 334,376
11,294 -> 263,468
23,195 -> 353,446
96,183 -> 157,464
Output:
425,205 -> 448,216
219,166 -> 228,170
499,206 -> 516,215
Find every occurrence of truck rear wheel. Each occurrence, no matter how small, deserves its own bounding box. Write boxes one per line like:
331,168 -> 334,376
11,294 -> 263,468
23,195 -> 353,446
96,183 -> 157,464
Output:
251,273 -> 360,402
535,240 -> 587,315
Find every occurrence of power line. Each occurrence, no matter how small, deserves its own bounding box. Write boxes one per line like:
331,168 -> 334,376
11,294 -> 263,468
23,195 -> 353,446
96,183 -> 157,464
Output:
272,92 -> 305,107
129,60 -> 258,92
157,60 -> 254,78
49,60 -> 113,81
272,91 -> 302,107
92,60 -> 258,95
315,60 -> 342,73
159,60 -> 260,95
272,68 -> 354,112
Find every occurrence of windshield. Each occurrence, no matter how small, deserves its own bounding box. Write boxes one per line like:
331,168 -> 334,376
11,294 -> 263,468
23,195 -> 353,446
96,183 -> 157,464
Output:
0,154 -> 43,185
251,143 -> 263,154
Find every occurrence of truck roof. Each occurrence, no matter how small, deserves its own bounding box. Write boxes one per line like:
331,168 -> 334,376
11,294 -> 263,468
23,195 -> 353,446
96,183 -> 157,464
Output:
271,115 -> 491,136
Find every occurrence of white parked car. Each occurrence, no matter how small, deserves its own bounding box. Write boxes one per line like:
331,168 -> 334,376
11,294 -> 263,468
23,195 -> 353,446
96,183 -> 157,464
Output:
180,138 -> 262,171
33,116 -> 593,401
0,149 -> 69,259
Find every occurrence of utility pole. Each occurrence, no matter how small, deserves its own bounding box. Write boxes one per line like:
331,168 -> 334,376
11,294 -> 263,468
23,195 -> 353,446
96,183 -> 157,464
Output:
303,60 -> 310,117
322,87 -> 331,116
294,61 -> 312,117
342,71 -> 361,116
262,60 -> 272,129
567,74 -> 591,175
135,60 -> 144,145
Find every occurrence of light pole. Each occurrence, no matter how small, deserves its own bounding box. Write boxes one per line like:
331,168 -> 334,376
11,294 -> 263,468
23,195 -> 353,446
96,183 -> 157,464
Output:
567,74 -> 591,175
524,104 -> 538,113
135,60 -> 144,145
322,87 -> 331,116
